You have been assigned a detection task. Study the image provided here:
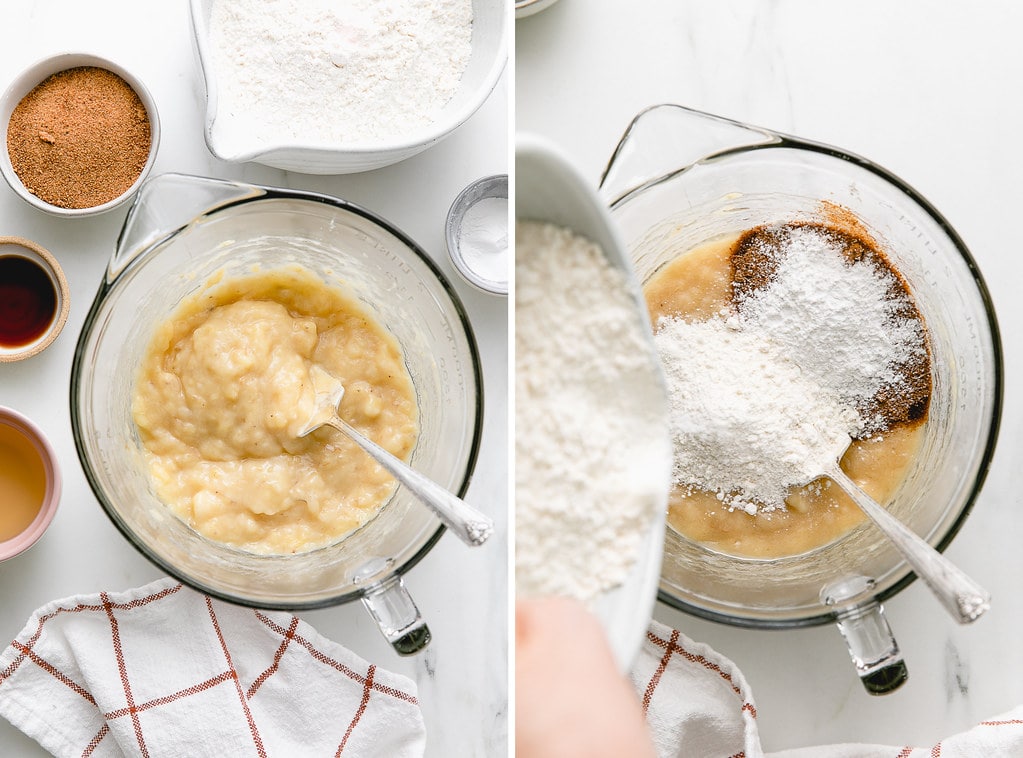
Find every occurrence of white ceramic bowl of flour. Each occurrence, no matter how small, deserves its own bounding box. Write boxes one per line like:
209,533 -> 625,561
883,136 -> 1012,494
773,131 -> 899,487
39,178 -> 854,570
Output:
189,0 -> 507,174
515,133 -> 673,671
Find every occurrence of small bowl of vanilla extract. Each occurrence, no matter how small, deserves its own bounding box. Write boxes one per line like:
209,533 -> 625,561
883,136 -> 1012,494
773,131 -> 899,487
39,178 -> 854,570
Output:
0,236 -> 69,362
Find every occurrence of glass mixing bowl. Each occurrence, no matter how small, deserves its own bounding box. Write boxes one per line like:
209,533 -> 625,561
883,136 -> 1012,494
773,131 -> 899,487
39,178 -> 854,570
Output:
600,105 -> 1003,692
70,174 -> 483,655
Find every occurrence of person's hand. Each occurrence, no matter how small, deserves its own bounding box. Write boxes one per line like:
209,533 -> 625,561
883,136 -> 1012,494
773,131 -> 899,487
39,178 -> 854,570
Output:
516,596 -> 657,758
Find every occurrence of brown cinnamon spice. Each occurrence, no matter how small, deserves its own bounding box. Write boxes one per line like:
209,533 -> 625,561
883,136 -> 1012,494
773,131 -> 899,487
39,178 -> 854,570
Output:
730,221 -> 931,432
6,66 -> 151,209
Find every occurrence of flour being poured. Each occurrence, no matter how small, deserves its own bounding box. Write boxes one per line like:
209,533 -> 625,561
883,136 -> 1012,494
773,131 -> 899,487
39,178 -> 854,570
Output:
209,0 -> 473,146
516,221 -> 670,604
656,223 -> 930,515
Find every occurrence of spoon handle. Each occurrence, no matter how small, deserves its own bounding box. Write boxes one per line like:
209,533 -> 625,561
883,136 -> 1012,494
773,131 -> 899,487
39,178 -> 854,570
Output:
828,466 -> 989,624
326,417 -> 494,547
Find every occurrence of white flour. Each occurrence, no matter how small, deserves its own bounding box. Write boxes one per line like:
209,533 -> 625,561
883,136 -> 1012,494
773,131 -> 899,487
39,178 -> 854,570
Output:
209,0 -> 473,146
736,226 -> 927,435
656,225 -> 928,514
656,314 -> 859,514
515,221 -> 668,604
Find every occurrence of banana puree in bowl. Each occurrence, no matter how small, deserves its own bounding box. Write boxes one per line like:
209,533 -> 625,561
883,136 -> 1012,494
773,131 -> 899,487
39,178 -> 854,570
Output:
72,173 -> 484,654
132,266 -> 418,555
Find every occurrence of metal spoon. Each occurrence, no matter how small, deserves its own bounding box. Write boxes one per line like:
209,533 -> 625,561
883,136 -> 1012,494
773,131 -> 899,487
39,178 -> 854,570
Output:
297,365 -> 493,547
810,438 -> 989,624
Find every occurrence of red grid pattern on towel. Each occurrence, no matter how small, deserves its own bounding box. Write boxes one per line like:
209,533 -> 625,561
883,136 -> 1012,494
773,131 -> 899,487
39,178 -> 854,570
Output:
893,718 -> 1023,756
0,583 -> 418,757
254,611 -> 417,706
641,628 -> 757,719
640,628 -> 756,758
1,583 -> 181,689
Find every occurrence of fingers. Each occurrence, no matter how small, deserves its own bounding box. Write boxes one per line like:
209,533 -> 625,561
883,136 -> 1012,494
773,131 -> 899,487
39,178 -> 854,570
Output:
515,596 -> 656,758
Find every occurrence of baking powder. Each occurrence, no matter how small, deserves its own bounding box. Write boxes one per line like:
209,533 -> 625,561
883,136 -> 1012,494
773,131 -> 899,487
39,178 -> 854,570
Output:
515,221 -> 668,604
656,224 -> 929,513
457,197 -> 508,285
209,0 -> 473,146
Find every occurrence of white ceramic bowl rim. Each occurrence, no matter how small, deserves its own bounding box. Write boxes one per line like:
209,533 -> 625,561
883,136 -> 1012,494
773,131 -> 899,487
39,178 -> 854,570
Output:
515,0 -> 562,18
515,133 -> 673,671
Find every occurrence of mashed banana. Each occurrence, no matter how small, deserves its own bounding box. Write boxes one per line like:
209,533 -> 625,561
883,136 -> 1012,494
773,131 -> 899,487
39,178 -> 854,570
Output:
132,266 -> 418,554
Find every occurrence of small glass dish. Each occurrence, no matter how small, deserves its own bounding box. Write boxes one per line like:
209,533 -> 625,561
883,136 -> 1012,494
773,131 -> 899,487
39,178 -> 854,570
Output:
0,52 -> 160,217
445,174 -> 508,295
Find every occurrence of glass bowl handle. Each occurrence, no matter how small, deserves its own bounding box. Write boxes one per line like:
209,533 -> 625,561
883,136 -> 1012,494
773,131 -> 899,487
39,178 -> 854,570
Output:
823,576 -> 907,695
833,599 -> 908,695
109,172 -> 263,282
359,573 -> 432,656
597,104 -> 778,207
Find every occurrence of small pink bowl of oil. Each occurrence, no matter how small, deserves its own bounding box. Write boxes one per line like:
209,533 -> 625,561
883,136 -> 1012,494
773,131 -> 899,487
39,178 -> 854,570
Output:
0,406 -> 61,561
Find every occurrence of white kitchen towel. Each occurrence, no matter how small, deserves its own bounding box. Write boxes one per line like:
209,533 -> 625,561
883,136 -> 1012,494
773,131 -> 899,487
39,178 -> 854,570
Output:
631,620 -> 762,757
633,618 -> 1023,758
0,578 -> 426,758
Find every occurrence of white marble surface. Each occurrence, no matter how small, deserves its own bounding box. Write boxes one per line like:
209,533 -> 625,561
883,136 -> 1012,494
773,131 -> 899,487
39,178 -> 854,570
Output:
517,0 -> 1023,752
0,2 -> 507,756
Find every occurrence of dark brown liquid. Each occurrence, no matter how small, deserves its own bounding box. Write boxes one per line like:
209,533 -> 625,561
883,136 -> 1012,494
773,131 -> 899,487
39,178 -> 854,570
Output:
0,255 -> 57,348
